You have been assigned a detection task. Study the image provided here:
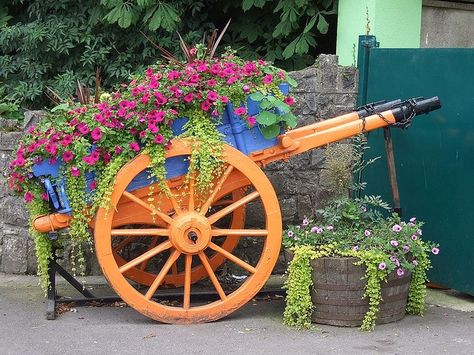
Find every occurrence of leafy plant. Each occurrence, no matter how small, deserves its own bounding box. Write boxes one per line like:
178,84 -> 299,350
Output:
1,0 -> 336,107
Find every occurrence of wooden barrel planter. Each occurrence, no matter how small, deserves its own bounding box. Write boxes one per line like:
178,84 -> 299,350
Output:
311,257 -> 411,327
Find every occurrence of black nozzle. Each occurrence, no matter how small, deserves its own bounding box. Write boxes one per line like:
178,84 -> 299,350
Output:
391,96 -> 441,127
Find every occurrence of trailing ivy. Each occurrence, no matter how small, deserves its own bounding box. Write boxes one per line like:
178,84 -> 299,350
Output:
406,249 -> 431,315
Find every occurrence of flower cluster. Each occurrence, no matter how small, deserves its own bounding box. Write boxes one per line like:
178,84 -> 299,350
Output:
8,47 -> 295,204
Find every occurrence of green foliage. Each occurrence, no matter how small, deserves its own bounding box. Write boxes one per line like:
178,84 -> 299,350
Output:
1,0 -> 336,107
282,245 -> 317,328
406,250 -> 431,315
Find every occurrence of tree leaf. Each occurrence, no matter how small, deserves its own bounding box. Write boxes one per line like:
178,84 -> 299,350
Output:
281,112 -> 297,128
317,14 -> 329,34
242,0 -> 254,11
256,111 -> 277,126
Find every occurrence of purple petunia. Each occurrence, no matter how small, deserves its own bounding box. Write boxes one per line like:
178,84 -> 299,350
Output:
364,229 -> 371,237
432,247 -> 440,255
412,260 -> 418,266
287,231 -> 294,238
302,217 -> 309,226
409,217 -> 417,223
403,245 -> 410,253
390,240 -> 399,247
411,234 -> 418,241
396,268 -> 405,277
378,262 -> 387,270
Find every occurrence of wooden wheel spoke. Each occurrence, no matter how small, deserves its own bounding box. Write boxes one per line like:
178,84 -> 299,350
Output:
208,190 -> 259,224
198,252 -> 226,300
171,261 -> 178,275
139,237 -> 159,271
119,240 -> 172,274
183,254 -> 192,309
200,165 -> 234,214
113,237 -> 133,253
111,228 -> 169,237
211,228 -> 268,237
208,242 -> 256,274
167,190 -> 182,215
145,249 -> 181,300
122,191 -> 173,225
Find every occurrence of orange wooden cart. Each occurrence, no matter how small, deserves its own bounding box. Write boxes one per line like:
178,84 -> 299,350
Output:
32,96 -> 440,324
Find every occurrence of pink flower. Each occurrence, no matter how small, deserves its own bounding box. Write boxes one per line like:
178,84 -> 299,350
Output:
15,157 -> 25,167
234,107 -> 247,116
302,217 -> 309,226
409,217 -> 416,223
364,229 -> 371,237
83,155 -> 96,165
148,123 -> 159,134
62,151 -> 74,162
378,262 -> 386,270
45,143 -> 57,156
390,240 -> 399,247
89,180 -> 97,190
130,142 -> 140,152
114,146 -> 123,154
411,234 -> 418,241
40,192 -> 49,201
403,245 -> 410,253
91,127 -> 102,141
154,134 -> 165,144
197,64 -> 208,72
220,96 -> 229,103
183,93 -> 194,103
392,224 -> 402,232
242,85 -> 250,93
412,260 -> 418,266
78,124 -> 90,135
201,100 -> 212,111
396,268 -> 405,277
247,116 -> 256,127
207,91 -> 218,101
24,191 -> 34,203
70,166 -> 80,177
263,74 -> 273,84
432,247 -> 440,255
284,96 -> 295,106
207,79 -> 217,87
287,231 -> 294,237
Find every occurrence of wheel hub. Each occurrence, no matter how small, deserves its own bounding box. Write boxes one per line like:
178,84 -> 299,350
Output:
169,212 -> 211,254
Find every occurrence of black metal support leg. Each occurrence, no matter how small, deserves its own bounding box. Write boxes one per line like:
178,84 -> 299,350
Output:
46,257 -> 57,320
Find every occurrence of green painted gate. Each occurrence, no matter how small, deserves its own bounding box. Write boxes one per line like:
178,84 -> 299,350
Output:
357,35 -> 474,295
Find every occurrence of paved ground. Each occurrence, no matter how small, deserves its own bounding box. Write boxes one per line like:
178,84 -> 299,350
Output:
0,273 -> 473,355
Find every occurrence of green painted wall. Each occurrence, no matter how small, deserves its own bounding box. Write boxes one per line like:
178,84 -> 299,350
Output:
336,0 -> 422,66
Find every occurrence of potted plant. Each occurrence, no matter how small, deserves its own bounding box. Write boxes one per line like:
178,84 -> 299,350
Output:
7,28 -> 298,291
282,138 -> 440,331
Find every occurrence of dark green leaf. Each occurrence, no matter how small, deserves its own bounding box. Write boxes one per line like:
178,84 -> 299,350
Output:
317,14 -> 329,34
249,92 -> 265,101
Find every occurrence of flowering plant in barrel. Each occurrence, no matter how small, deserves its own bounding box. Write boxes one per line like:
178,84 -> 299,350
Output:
7,27 -> 297,291
282,138 -> 439,331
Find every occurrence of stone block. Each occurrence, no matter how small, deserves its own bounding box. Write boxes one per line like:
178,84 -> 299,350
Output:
297,194 -> 313,220
279,196 -> 297,223
1,226 -> 28,273
0,132 -> 23,151
0,196 -> 29,227
265,171 -> 298,195
23,110 -> 46,131
0,118 -> 21,132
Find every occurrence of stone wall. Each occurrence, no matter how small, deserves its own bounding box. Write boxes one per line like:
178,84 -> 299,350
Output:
0,54 -> 357,275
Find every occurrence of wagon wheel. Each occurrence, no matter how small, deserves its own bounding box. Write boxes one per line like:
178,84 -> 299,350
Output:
95,140 -> 282,323
110,188 -> 246,287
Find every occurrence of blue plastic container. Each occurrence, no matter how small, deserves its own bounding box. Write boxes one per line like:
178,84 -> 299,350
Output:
33,83 -> 290,212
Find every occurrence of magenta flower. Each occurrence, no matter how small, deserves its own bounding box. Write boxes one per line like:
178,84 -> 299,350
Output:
220,96 -> 229,103
247,116 -> 256,127
15,157 -> 26,167
129,142 -> 140,152
40,192 -> 49,201
114,146 -> 123,154
392,224 -> 402,232
78,124 -> 90,135
70,166 -> 80,177
432,247 -> 440,255
24,191 -> 34,203
284,96 -> 295,106
62,151 -> 74,162
183,93 -> 194,103
234,107 -> 247,116
242,85 -> 250,93
364,229 -> 371,237
390,240 -> 399,247
91,127 -> 102,141
154,135 -> 165,144
207,91 -> 218,101
263,74 -> 273,84
201,100 -> 212,111
207,79 -> 217,87
396,268 -> 405,277
378,262 -> 387,270
89,180 -> 97,190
